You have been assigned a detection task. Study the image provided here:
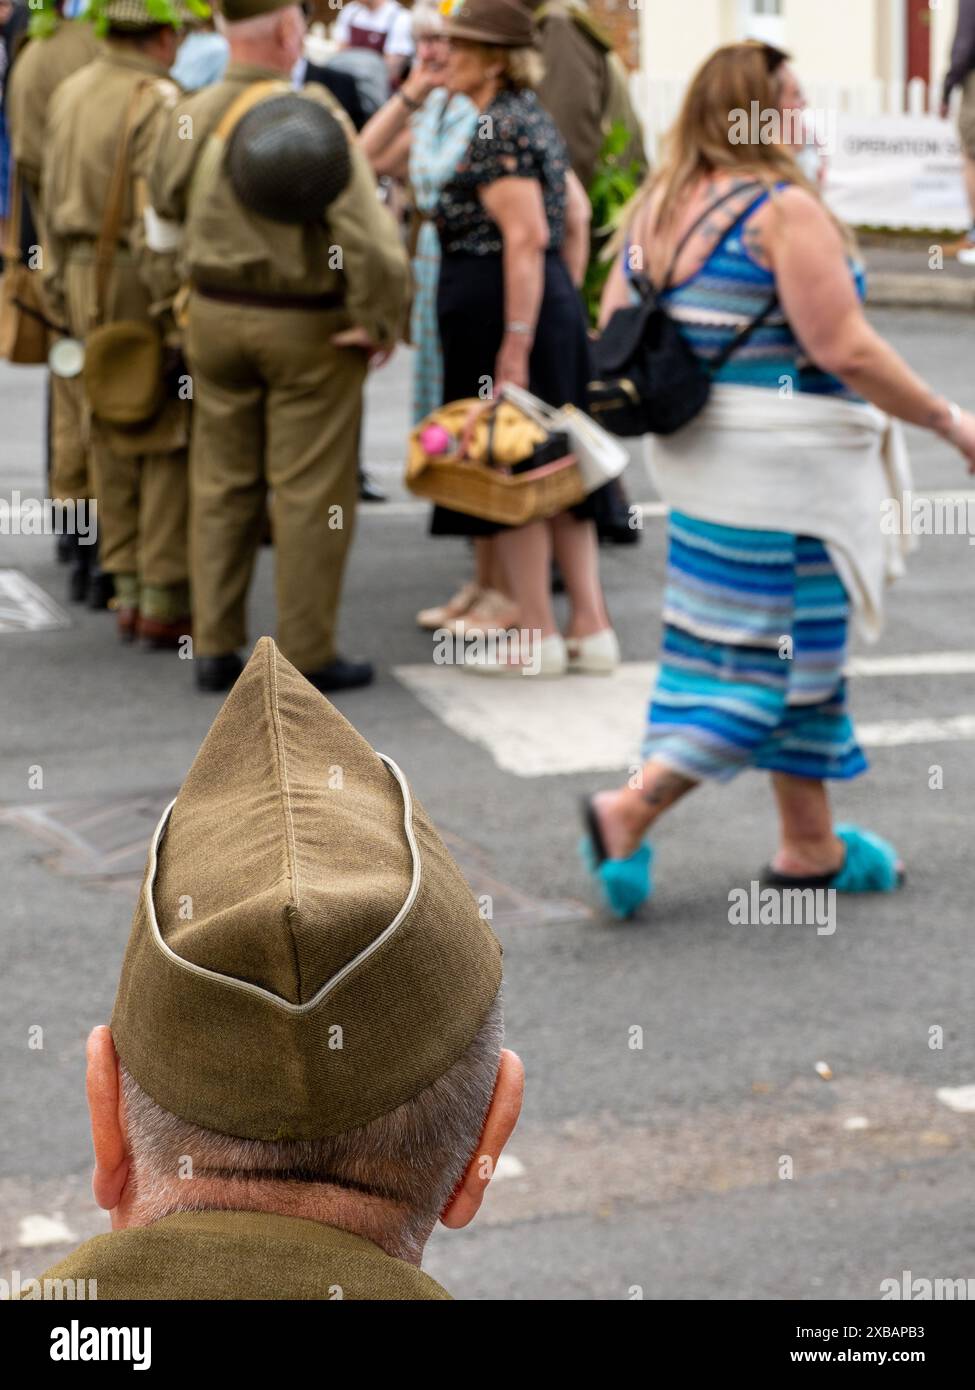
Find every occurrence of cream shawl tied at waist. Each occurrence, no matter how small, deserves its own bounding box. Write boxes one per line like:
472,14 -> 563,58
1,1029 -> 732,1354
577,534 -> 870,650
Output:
646,384 -> 916,642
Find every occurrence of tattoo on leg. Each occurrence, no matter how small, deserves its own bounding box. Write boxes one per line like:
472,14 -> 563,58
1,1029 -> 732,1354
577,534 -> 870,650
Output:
641,770 -> 695,809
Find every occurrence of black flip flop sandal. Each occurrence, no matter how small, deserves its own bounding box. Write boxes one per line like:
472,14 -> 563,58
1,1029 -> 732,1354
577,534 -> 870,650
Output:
581,796 -> 608,866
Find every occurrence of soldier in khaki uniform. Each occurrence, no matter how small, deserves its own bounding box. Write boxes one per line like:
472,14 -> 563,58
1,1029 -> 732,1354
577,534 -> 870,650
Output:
42,0 -> 194,646
529,0 -> 647,188
36,639 -> 523,1299
147,0 -> 410,694
5,2 -> 101,601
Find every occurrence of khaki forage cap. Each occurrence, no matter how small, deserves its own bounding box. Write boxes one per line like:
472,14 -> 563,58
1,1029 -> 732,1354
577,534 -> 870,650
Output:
112,637 -> 502,1141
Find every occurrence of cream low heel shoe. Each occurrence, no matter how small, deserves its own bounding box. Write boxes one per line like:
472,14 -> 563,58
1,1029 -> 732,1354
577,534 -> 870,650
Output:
416,580 -> 481,631
463,632 -> 567,677
566,629 -> 621,674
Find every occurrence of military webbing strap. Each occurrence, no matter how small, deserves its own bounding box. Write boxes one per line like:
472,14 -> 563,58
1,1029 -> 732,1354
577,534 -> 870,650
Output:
185,79 -> 290,216
2,162 -> 24,266
92,79 -> 154,328
1,163 -> 65,335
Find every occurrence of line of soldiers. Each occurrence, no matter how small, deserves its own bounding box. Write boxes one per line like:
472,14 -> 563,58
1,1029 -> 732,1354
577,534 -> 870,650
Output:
7,0 -> 409,692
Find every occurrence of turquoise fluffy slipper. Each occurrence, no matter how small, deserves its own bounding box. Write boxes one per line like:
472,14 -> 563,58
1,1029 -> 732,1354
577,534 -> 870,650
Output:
764,823 -> 904,893
579,797 -> 654,920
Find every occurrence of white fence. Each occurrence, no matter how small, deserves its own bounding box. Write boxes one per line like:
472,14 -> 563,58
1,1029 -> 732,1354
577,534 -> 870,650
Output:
628,76 -> 970,230
630,76 -> 956,145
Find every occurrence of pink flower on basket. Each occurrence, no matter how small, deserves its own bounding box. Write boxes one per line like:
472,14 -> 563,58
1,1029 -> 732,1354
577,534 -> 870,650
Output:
421,424 -> 453,456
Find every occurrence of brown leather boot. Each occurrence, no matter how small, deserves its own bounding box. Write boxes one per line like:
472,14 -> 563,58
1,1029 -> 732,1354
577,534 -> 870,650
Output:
137,613 -> 193,650
115,605 -> 139,644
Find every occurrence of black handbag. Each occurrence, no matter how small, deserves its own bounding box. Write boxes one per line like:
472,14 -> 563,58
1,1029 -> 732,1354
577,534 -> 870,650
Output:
587,183 -> 779,437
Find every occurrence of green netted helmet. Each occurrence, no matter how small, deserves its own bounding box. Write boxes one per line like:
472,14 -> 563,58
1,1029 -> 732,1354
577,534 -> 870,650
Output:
88,0 -> 210,33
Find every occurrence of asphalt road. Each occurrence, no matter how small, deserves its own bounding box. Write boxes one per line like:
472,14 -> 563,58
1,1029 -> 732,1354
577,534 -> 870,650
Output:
1,307 -> 973,1300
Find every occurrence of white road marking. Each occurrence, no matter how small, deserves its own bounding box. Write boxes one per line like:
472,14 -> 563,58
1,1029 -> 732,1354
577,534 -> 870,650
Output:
0,570 -> 71,633
936,1085 -> 975,1113
847,652 -> 975,676
493,1154 -> 526,1181
856,715 -> 975,746
361,488 -> 975,521
18,1213 -> 76,1248
393,657 -> 975,777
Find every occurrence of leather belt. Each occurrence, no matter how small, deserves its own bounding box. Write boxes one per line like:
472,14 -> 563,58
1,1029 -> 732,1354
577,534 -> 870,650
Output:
193,284 -> 344,311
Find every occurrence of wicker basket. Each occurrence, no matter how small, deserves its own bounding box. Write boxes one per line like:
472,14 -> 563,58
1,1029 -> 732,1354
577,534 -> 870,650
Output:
405,396 -> 586,527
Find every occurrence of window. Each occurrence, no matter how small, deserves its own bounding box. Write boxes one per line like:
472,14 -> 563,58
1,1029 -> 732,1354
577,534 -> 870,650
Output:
740,0 -> 787,47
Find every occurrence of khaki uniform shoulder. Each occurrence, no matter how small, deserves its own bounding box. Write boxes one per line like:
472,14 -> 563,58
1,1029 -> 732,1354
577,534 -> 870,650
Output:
151,76 -> 181,109
299,79 -> 357,140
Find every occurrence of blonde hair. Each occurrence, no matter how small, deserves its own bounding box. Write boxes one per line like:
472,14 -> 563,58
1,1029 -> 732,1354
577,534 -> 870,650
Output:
623,41 -> 851,250
466,41 -> 545,91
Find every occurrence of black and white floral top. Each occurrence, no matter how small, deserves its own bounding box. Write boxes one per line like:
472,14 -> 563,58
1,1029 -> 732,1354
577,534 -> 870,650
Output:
435,87 -> 569,257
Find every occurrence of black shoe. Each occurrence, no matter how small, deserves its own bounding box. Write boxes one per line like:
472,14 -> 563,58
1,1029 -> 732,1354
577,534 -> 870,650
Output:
67,565 -> 90,603
596,479 -> 641,546
195,653 -> 243,693
358,470 -> 387,504
303,656 -> 374,693
598,521 -> 641,546
86,570 -> 116,610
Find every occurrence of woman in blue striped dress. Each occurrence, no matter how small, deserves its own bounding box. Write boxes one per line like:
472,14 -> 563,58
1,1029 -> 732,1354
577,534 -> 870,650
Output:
581,41 -> 975,919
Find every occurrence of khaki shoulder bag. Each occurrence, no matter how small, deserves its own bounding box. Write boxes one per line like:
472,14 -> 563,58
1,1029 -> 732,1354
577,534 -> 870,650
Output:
83,80 -> 166,428
0,167 -> 49,364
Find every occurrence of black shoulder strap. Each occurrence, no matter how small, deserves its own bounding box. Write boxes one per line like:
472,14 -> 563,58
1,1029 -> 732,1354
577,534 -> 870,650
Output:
658,180 -> 765,291
710,290 -> 779,372
662,180 -> 780,371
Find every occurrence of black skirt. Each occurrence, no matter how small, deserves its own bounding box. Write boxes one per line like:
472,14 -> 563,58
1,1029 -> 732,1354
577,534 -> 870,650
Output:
432,250 -> 609,537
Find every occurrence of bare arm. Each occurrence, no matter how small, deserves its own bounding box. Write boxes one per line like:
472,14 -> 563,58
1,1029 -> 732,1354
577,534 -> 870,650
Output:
597,194 -> 653,327
598,254 -> 632,328
359,115 -> 412,179
561,169 -> 591,287
479,176 -> 549,392
358,65 -> 439,177
765,187 -> 975,468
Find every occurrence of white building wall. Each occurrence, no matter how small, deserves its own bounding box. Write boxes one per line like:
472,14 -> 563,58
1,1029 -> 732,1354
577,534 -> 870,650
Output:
930,0 -> 962,91
640,0 -> 961,89
782,0 -> 878,83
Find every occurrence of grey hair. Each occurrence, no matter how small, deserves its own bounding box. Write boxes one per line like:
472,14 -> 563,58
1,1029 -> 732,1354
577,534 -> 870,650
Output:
411,0 -> 445,39
119,991 -> 503,1263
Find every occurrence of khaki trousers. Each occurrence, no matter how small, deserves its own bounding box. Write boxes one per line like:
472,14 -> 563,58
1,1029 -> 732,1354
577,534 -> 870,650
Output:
86,431 -> 189,585
49,370 -> 90,503
186,294 -> 367,672
64,255 -> 188,588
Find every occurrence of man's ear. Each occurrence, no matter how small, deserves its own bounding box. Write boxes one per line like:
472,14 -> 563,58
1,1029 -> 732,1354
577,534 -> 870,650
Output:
440,1048 -> 524,1230
86,1025 -> 130,1214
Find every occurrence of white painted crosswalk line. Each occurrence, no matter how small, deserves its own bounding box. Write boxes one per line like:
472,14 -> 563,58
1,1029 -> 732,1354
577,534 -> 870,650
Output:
936,1085 -> 975,1113
856,715 -> 975,746
0,570 -> 71,633
394,657 -> 975,777
395,662 -> 648,775
848,652 -> 975,676
17,1213 -> 76,1248
363,487 -> 975,522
